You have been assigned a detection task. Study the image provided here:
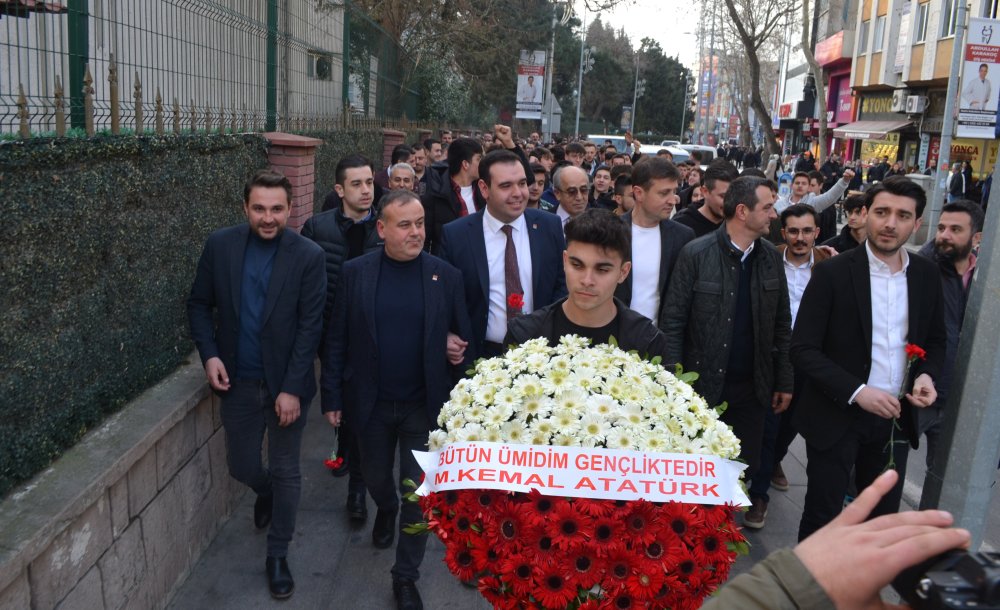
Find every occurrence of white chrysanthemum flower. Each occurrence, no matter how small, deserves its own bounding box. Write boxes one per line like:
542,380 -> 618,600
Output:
551,433 -> 578,447
455,423 -> 485,442
550,409 -> 581,433
500,420 -> 529,444
446,413 -> 467,433
530,416 -> 558,437
483,427 -> 503,443
494,387 -> 519,411
427,429 -> 448,451
519,394 -> 551,420
578,413 -> 609,444
587,394 -> 617,418
529,429 -> 551,445
473,385 -> 496,406
605,426 -> 634,450
555,389 -> 587,413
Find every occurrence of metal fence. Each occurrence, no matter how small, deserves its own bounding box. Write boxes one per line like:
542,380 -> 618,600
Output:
0,0 -> 421,137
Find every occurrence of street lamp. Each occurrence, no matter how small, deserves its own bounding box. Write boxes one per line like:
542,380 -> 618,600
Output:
630,60 -> 646,134
574,44 -> 595,138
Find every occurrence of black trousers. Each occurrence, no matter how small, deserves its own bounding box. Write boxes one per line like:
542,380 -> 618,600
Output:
798,411 -> 910,541
221,380 -> 308,558
357,400 -> 432,582
719,377 -> 768,483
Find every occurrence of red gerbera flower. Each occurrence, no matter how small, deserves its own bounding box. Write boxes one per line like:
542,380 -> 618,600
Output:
549,502 -> 594,550
660,502 -> 702,543
477,575 -> 514,609
565,547 -> 601,590
605,590 -> 639,609
642,524 -> 685,571
591,516 -> 625,556
622,500 -> 659,545
533,563 -> 580,609
444,542 -> 479,582
498,553 -> 537,598
691,528 -> 735,567
626,563 -> 666,601
602,546 -> 635,593
573,497 -> 615,518
468,535 -> 500,574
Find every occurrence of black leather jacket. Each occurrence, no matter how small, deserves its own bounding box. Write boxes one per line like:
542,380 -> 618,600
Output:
301,208 -> 382,325
661,225 -> 793,408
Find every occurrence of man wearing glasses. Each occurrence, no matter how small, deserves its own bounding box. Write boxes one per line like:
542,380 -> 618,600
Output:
553,165 -> 590,232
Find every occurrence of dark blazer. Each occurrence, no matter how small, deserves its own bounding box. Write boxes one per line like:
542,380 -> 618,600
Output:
187,225 -> 327,401
439,208 -> 568,357
614,212 -> 696,324
321,250 -> 473,431
790,244 -> 946,451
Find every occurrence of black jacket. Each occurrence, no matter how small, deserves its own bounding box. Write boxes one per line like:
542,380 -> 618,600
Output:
615,213 -> 695,326
301,208 -> 383,326
661,225 -> 793,408
821,224 -> 862,253
505,297 -> 670,360
421,161 -> 486,255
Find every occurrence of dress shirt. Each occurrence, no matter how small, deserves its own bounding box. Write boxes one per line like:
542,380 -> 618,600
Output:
730,238 -> 755,263
483,209 -> 534,343
459,185 -> 476,216
629,223 -> 662,322
850,241 -> 910,402
782,248 -> 814,328
962,77 -> 992,108
556,206 -> 573,231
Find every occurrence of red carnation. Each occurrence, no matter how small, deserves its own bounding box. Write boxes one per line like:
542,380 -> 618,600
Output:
323,457 -> 343,470
905,343 -> 927,362
507,292 -> 525,311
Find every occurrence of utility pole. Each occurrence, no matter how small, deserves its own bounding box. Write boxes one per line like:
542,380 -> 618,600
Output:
706,0 -> 717,144
680,74 -> 691,142
630,60 -> 646,133
544,3 -> 572,143
695,3 -> 705,144
927,1 -> 968,241
574,7 -> 593,140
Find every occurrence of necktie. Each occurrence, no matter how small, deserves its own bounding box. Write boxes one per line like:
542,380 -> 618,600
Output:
501,225 -> 524,319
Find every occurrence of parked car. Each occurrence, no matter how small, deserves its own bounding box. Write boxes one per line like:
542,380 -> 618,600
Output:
587,134 -> 643,154
678,144 -> 716,165
660,140 -> 680,147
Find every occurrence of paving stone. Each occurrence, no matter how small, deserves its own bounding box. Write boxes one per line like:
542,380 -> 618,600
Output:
29,497 -> 112,610
98,521 -> 147,609
127,450 -> 158,518
54,565 -> 103,610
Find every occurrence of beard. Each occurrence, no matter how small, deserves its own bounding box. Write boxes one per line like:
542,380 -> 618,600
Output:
934,239 -> 973,262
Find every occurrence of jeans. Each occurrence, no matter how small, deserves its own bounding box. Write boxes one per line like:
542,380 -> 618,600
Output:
357,400 -> 433,582
221,380 -> 308,558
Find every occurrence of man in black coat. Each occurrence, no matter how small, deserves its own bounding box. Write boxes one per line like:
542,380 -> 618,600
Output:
420,136 -> 485,254
322,190 -> 473,610
506,208 -> 670,359
792,176 -> 946,541
302,154 -> 383,520
187,170 -> 326,599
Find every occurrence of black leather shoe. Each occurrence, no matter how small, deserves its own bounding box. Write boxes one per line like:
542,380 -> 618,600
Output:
372,509 -> 396,549
254,493 -> 273,530
346,491 -> 368,523
392,579 -> 423,610
265,556 -> 294,600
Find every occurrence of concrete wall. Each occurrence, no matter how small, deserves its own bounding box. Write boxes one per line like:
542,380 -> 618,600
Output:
0,360 -> 242,610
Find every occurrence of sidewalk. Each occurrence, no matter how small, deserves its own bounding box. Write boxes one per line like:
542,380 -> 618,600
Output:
167,405 -> 927,609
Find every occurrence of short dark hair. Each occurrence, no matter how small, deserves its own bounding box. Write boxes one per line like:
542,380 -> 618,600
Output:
335,154 -> 374,186
594,164 -> 611,176
703,158 -> 738,191
377,189 -> 422,220
657,148 -> 673,158
864,176 -> 928,218
447,137 -> 484,176
410,142 -> 425,152
478,149 -> 524,186
807,170 -> 824,183
423,138 -> 440,151
244,169 -> 292,204
941,199 -> 985,233
630,157 -> 680,190
780,203 -> 820,228
564,208 -> 631,261
529,162 -> 548,178
723,176 -> 777,219
534,146 -> 553,161
740,168 -> 766,178
689,150 -> 703,163
843,194 -> 867,213
566,142 -> 586,156
610,164 -> 631,180
613,174 -> 632,196
792,171 -> 810,182
390,144 -> 413,165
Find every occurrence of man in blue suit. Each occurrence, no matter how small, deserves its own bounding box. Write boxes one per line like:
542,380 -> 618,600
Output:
187,169 -> 326,600
322,189 -> 473,610
439,149 -> 568,358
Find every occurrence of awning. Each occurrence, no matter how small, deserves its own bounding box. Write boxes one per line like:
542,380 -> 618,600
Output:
833,120 -> 912,140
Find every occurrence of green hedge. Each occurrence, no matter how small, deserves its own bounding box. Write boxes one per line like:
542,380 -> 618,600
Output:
300,129 -> 382,213
0,134 -> 269,498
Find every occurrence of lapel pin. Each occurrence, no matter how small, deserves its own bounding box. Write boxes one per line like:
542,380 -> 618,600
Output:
532,223 -> 538,229
432,274 -> 439,281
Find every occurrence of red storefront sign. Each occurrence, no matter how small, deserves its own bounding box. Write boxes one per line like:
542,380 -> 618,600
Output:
778,103 -> 794,119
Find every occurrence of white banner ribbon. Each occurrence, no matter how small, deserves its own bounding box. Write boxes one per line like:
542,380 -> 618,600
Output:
413,442 -> 750,507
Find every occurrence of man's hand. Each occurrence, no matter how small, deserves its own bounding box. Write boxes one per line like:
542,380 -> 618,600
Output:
204,357 -> 231,391
772,392 -> 793,414
325,410 -> 342,427
494,124 -> 515,149
446,332 -> 469,365
816,245 -> 839,258
794,469 -> 970,610
841,168 -> 856,183
907,373 -> 937,408
855,386 -> 902,419
275,392 -> 301,427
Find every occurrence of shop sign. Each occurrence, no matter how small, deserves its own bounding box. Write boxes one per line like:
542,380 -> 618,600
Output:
956,17 -> 1000,139
816,32 -> 845,66
778,103 -> 794,119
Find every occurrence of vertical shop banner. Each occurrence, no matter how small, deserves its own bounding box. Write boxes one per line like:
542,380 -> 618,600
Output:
894,3 -> 912,73
515,50 -> 546,120
957,18 -> 1000,139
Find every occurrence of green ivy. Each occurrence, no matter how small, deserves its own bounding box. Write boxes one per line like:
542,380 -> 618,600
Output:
0,133 -> 269,498
298,129 -> 382,213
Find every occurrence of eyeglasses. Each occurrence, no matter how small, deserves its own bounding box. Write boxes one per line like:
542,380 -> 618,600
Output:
784,228 -> 816,237
559,187 -> 587,197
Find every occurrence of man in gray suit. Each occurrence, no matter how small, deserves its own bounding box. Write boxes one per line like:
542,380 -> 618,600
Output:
187,169 -> 326,600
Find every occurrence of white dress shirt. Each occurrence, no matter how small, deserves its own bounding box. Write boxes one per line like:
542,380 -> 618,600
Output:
483,209 -> 534,343
556,206 -> 572,232
459,185 -> 477,216
850,241 -> 910,402
630,224 -> 662,323
782,248 -> 814,328
962,77 -> 991,108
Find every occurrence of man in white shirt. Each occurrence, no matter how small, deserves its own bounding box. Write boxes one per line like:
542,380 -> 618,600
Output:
962,63 -> 992,109
791,176 -> 946,541
553,165 -> 590,231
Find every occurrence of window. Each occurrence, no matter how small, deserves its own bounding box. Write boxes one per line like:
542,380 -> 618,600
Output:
942,0 -> 959,36
874,15 -> 886,51
307,51 -> 333,81
859,20 -> 870,53
986,0 -> 998,19
915,3 -> 929,42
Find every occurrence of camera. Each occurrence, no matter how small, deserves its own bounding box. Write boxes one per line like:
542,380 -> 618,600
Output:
893,550 -> 1000,609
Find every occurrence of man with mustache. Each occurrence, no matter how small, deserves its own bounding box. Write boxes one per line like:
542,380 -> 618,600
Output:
916,199 -> 984,472
792,176 -> 946,541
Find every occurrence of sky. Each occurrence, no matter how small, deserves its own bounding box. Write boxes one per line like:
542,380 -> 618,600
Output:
574,0 -> 702,71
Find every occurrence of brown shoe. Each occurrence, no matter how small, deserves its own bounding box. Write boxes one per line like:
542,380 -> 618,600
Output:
771,464 -> 790,492
744,498 -> 767,530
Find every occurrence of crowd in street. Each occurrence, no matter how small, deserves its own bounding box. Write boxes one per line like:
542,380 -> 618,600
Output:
186,126 -> 983,609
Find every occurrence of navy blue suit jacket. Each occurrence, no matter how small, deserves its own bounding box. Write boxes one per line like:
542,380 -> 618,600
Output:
438,208 -> 567,357
321,250 -> 473,431
187,225 -> 327,401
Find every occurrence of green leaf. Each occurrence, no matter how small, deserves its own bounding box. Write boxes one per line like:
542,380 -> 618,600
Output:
726,540 -> 751,555
715,401 -> 729,415
402,522 -> 431,535
607,335 -> 619,347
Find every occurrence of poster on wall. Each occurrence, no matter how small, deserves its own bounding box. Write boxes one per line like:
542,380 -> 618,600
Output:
957,17 -> 1000,139
515,50 -> 546,120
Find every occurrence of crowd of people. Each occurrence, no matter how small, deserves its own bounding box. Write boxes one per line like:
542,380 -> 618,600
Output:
186,126 -> 983,609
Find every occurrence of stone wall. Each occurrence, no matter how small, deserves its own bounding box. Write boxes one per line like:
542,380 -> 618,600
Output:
0,359 -> 242,609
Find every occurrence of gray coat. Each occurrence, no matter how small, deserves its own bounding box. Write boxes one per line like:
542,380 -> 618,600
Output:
661,225 -> 794,408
